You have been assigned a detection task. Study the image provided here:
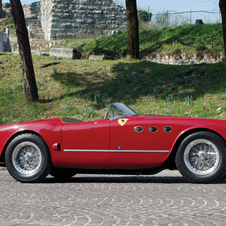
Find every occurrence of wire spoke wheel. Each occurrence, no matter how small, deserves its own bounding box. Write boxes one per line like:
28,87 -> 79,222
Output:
184,139 -> 219,176
176,132 -> 226,183
5,134 -> 51,182
12,141 -> 42,176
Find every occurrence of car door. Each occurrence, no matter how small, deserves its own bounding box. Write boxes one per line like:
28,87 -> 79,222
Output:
110,116 -> 170,169
61,119 -> 110,168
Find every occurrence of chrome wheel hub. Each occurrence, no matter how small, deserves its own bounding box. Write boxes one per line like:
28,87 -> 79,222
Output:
12,142 -> 42,175
184,139 -> 220,175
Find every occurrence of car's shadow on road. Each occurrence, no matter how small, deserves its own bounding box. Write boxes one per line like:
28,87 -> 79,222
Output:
41,175 -> 226,184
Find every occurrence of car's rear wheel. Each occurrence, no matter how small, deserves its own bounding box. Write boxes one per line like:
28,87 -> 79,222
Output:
5,134 -> 51,183
50,168 -> 76,179
176,131 -> 226,183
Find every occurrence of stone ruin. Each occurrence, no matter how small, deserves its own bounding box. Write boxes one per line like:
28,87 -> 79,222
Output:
0,28 -> 11,52
2,0 -> 127,40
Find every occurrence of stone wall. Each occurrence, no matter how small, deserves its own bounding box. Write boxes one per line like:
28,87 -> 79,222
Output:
1,3 -> 11,18
40,0 -> 127,40
22,1 -> 40,19
23,2 -> 45,40
2,2 -> 44,41
142,51 -> 224,65
0,30 -> 11,52
2,0 -> 127,40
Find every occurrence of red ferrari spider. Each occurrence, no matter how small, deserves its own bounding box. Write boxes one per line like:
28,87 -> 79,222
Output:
0,103 -> 226,183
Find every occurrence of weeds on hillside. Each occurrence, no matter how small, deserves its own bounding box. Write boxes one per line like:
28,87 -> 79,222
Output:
1,52 -> 226,125
64,23 -> 224,57
0,22 -> 225,124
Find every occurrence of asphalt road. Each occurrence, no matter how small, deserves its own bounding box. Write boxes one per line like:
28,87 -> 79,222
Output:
0,169 -> 226,226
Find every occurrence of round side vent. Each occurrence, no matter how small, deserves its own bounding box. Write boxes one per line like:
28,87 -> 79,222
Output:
163,126 -> 172,133
148,126 -> 158,133
134,126 -> 144,133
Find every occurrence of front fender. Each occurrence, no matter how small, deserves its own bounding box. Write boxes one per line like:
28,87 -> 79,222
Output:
0,122 -> 63,164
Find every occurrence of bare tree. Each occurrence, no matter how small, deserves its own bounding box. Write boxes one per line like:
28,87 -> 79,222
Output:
125,0 -> 139,59
10,0 -> 38,101
220,0 -> 226,57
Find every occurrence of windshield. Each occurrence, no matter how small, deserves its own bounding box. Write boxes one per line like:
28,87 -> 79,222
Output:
109,103 -> 137,119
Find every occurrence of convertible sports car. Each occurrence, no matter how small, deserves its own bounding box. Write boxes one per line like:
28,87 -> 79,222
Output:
0,103 -> 226,183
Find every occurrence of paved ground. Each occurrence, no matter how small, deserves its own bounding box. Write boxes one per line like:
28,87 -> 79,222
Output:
0,170 -> 226,226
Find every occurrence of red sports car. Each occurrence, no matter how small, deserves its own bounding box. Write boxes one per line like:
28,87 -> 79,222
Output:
0,103 -> 226,183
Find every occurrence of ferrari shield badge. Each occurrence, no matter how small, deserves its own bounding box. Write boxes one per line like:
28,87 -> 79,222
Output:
118,118 -> 128,126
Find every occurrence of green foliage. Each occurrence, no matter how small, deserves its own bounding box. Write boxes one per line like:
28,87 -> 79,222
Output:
1,53 -> 226,124
66,23 -> 224,56
138,10 -> 152,22
0,18 -> 16,35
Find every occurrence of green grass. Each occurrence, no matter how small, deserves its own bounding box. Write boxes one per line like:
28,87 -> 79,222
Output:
0,18 -> 15,35
1,53 -> 226,125
64,23 -> 224,56
0,22 -> 226,124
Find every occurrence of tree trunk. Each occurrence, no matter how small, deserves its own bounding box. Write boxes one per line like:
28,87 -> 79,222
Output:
125,0 -> 139,59
0,0 -> 2,18
220,0 -> 226,57
10,0 -> 38,101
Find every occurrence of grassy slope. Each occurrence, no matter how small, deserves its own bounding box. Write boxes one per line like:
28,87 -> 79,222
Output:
66,23 -> 224,55
0,22 -> 226,124
0,18 -> 15,35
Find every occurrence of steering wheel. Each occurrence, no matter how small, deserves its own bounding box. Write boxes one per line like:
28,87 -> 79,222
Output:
104,109 -> 115,119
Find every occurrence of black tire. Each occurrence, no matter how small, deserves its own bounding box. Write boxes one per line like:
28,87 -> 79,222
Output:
175,131 -> 226,183
50,168 -> 76,179
5,134 -> 51,183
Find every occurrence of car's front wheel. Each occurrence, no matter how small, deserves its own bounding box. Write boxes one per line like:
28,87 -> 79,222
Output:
5,134 -> 51,183
176,131 -> 226,183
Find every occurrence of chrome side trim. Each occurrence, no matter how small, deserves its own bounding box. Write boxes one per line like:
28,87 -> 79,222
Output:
64,149 -> 108,152
64,149 -> 169,153
110,150 -> 169,153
